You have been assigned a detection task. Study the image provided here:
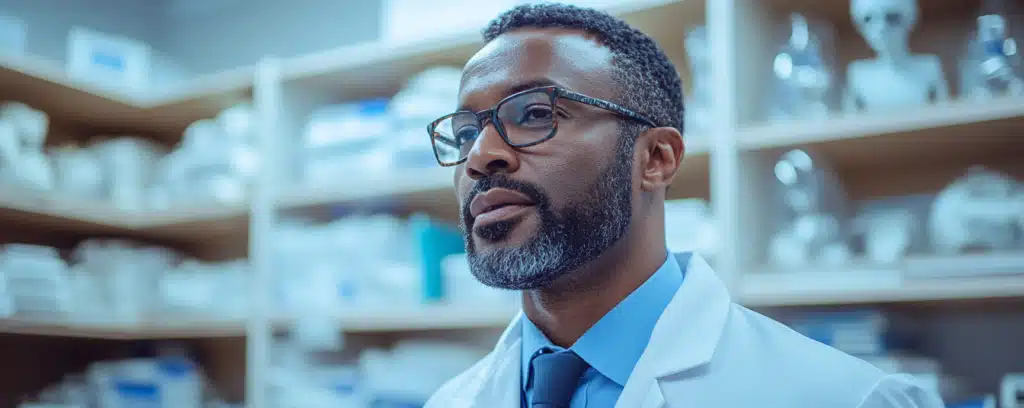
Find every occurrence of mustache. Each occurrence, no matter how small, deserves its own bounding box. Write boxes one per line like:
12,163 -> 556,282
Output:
461,175 -> 549,225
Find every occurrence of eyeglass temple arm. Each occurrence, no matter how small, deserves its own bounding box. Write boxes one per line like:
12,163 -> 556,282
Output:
557,89 -> 659,128
430,127 -> 461,149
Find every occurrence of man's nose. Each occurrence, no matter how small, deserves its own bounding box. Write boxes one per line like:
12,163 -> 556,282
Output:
464,122 -> 520,180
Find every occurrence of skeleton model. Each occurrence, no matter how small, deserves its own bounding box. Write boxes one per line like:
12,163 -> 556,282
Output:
845,0 -> 950,112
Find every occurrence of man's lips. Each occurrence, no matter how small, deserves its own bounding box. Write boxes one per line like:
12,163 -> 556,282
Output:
469,188 -> 536,220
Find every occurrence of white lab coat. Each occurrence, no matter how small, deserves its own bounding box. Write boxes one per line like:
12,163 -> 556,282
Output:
425,254 -> 946,408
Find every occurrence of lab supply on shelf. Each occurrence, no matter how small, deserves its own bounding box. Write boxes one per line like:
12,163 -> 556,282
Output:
65,26 -> 189,95
684,25 -> 712,136
0,244 -> 72,317
298,66 -> 461,185
71,239 -> 179,323
845,0 -> 950,112
272,213 -> 502,311
0,101 -> 52,190
665,198 -> 719,261
1002,373 -> 1024,408
158,259 -> 250,321
784,310 -> 890,356
960,9 -> 1024,100
946,396 -> 997,408
929,166 -> 1022,255
0,238 -> 251,325
441,253 -> 520,306
50,145 -> 105,198
853,207 -> 918,264
301,99 -> 393,183
769,13 -> 836,121
91,137 -> 166,211
67,27 -> 152,94
153,105 -> 257,207
768,149 -> 851,267
411,214 -> 465,302
360,340 -> 487,407
0,13 -> 26,55
18,351 -> 214,408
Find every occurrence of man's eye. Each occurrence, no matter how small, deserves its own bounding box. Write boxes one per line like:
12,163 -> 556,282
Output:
455,126 -> 479,145
518,105 -> 554,125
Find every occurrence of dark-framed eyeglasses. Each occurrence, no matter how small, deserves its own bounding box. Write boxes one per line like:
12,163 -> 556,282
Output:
427,86 -> 658,167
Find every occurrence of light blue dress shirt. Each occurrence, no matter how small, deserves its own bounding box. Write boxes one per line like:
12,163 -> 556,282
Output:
521,254 -> 686,408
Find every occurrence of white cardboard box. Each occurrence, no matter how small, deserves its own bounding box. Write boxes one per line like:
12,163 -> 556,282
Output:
67,26 -> 151,93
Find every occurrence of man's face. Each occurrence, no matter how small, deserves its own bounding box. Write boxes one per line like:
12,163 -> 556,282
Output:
454,29 -> 636,290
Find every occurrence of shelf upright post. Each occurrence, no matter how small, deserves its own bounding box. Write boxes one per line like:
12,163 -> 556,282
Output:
707,0 -> 744,291
247,55 -> 284,408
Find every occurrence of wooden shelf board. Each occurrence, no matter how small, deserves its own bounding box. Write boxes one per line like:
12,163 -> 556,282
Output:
0,186 -> 135,232
741,253 -> 1024,307
0,54 -> 254,141
0,185 -> 251,242
0,318 -> 247,340
278,167 -> 458,215
737,97 -> 1024,151
736,98 -> 1024,174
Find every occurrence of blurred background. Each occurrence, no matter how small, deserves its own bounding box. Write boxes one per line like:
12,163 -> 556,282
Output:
0,0 -> 1022,407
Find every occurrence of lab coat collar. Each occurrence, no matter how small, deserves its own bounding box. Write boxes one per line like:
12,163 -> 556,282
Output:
615,253 -> 731,406
465,253 -> 730,408
646,253 -> 730,376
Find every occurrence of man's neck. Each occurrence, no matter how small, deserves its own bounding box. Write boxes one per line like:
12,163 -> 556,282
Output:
521,230 -> 668,348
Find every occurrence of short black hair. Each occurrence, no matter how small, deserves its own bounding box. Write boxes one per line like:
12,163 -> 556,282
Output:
482,3 -> 684,138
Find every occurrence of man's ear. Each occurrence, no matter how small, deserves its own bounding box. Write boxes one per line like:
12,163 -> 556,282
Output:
638,127 -> 684,192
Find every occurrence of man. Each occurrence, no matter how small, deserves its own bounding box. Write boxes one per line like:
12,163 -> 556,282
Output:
424,3 -> 945,408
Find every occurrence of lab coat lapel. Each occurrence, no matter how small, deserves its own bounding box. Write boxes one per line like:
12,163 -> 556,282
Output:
615,254 -> 731,408
467,311 -> 524,408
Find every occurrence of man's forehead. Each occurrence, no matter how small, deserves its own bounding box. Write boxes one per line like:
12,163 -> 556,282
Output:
458,29 -> 614,108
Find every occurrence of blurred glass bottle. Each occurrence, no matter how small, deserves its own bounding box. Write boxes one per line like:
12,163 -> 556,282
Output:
768,14 -> 836,121
960,0 -> 1023,100
684,26 -> 712,137
769,149 -> 852,267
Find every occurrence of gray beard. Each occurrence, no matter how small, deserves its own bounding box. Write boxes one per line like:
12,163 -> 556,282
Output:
462,148 -> 634,291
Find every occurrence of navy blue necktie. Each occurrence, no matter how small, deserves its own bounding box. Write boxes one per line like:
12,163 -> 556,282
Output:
530,349 -> 590,408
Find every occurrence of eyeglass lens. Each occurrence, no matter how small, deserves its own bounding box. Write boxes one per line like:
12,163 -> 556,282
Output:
431,89 -> 557,165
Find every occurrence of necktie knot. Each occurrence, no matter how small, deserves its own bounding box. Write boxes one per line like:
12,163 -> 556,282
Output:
530,349 -> 589,408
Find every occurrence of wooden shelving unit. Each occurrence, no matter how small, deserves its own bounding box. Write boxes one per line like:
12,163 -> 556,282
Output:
2,0 -> 1023,406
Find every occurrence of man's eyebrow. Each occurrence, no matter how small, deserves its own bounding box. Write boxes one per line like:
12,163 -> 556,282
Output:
456,78 -> 568,112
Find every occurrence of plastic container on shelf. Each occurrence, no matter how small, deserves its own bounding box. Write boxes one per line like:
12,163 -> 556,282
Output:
301,99 -> 394,183
0,244 -> 72,317
71,239 -> 178,323
90,137 -> 166,210
49,145 -> 105,198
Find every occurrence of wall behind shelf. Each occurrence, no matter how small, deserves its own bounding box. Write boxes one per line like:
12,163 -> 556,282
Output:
0,0 -> 162,63
159,0 -> 382,75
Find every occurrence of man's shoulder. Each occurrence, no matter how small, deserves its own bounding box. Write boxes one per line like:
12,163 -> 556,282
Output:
726,305 -> 885,376
714,305 -> 894,404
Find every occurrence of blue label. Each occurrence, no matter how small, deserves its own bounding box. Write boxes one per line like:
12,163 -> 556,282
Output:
113,380 -> 161,408
91,49 -> 126,71
157,358 -> 194,378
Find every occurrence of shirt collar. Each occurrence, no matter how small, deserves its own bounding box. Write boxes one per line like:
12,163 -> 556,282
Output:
521,254 -> 686,387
